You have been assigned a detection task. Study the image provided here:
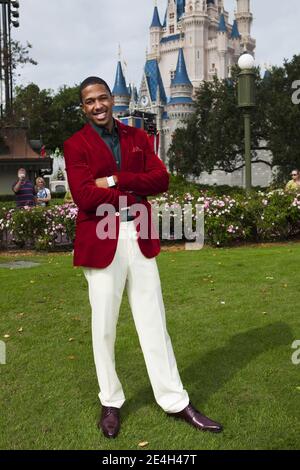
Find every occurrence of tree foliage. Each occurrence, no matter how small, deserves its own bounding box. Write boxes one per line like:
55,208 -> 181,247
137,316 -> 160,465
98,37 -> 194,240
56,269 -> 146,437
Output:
262,55 -> 300,182
12,84 -> 84,151
168,56 -> 300,182
11,40 -> 38,81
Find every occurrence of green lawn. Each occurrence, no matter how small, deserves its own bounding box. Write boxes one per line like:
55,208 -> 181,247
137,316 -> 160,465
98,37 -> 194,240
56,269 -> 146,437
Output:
0,243 -> 300,450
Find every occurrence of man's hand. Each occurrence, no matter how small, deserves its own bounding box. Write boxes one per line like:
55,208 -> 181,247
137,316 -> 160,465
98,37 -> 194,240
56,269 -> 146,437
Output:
95,175 -> 118,189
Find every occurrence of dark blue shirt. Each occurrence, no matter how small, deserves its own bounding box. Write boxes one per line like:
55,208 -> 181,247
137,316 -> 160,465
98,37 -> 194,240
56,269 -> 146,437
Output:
91,121 -> 137,222
12,180 -> 36,208
91,120 -> 121,170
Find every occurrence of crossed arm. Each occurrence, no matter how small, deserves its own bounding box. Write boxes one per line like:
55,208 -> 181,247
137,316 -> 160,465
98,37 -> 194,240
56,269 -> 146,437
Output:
64,132 -> 169,213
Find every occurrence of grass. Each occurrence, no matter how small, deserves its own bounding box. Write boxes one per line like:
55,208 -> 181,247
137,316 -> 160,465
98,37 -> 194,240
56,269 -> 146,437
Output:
0,243 -> 300,450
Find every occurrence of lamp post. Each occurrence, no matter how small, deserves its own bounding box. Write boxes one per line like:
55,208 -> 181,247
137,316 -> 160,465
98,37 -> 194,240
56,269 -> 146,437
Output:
238,53 -> 256,192
0,0 -> 20,119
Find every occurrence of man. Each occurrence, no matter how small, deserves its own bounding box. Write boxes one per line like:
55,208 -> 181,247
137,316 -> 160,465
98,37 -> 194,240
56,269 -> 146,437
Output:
285,169 -> 300,192
12,168 -> 36,208
64,76 -> 223,439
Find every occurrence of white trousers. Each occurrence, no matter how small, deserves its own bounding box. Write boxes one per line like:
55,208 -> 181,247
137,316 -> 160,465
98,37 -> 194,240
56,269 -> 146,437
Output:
83,221 -> 189,413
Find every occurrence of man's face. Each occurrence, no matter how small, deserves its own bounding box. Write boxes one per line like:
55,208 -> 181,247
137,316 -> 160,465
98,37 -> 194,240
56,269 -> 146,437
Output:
81,84 -> 114,128
291,171 -> 299,180
18,169 -> 26,180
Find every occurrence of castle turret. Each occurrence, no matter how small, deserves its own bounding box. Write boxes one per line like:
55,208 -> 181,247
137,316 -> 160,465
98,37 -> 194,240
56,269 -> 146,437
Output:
112,61 -> 130,117
217,13 -> 228,79
149,3 -> 162,59
230,19 -> 242,61
206,0 -> 218,23
183,0 -> 209,85
235,0 -> 255,53
236,0 -> 252,38
165,0 -> 178,35
168,48 -> 194,119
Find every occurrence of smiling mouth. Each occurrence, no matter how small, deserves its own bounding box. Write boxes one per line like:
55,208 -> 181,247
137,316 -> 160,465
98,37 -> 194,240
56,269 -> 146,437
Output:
94,112 -> 107,120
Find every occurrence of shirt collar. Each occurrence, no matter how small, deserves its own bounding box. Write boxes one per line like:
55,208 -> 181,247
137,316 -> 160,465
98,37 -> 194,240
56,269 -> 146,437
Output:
91,118 -> 118,137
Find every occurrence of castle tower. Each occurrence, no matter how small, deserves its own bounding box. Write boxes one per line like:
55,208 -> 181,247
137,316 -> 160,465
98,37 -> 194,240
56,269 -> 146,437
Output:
230,19 -> 242,62
133,0 -> 256,161
217,12 -> 228,79
149,3 -> 163,59
112,61 -> 130,117
167,48 -> 194,121
235,0 -> 255,52
153,0 -> 184,99
183,0 -> 209,86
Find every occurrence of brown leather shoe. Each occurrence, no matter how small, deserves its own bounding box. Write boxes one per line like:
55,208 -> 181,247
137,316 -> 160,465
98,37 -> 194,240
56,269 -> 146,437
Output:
167,403 -> 223,433
98,406 -> 121,439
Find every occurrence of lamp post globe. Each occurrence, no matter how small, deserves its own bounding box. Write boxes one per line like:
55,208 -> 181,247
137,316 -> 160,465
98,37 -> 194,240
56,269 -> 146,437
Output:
238,53 -> 255,71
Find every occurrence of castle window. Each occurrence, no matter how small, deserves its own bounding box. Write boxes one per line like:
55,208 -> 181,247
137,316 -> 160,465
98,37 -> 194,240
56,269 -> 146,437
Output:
169,13 -> 175,19
170,25 -> 175,34
197,50 -> 200,60
170,70 -> 175,80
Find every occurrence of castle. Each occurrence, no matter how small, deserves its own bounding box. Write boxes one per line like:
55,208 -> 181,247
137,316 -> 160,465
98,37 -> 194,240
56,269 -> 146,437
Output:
112,0 -> 259,183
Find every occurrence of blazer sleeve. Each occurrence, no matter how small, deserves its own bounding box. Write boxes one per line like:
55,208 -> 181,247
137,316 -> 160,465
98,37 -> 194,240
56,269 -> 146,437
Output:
115,131 -> 169,197
64,139 -> 138,213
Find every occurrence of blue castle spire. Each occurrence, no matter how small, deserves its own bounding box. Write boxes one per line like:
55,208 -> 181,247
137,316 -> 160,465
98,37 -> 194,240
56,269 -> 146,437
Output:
112,61 -> 130,96
144,59 -> 167,104
150,5 -> 162,28
177,0 -> 186,20
231,19 -> 240,39
218,13 -> 227,33
172,48 -> 192,86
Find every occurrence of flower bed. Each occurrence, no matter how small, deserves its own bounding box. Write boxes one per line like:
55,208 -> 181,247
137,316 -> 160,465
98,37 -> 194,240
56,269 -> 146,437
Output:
150,189 -> 300,246
0,190 -> 300,250
0,204 -> 78,250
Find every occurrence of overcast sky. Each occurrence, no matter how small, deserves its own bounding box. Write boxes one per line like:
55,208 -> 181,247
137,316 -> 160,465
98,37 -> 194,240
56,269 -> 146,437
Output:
12,0 -> 300,93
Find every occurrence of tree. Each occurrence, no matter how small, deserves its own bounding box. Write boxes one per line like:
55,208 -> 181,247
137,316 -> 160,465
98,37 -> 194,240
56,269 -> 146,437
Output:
263,55 -> 300,182
48,85 -> 84,150
11,40 -> 37,83
12,83 -> 84,152
0,38 -> 37,123
169,55 -> 300,183
13,83 -> 54,138
168,67 -> 269,178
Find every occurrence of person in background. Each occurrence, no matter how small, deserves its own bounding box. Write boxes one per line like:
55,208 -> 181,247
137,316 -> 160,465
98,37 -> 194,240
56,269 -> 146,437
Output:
35,177 -> 51,207
12,168 -> 36,208
285,169 -> 300,192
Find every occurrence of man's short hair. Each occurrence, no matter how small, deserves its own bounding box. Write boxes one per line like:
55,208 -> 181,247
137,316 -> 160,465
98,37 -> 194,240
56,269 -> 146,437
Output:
79,77 -> 112,103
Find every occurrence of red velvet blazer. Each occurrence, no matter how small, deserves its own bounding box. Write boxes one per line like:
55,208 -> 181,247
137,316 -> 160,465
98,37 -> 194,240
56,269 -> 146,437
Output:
63,121 -> 169,268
